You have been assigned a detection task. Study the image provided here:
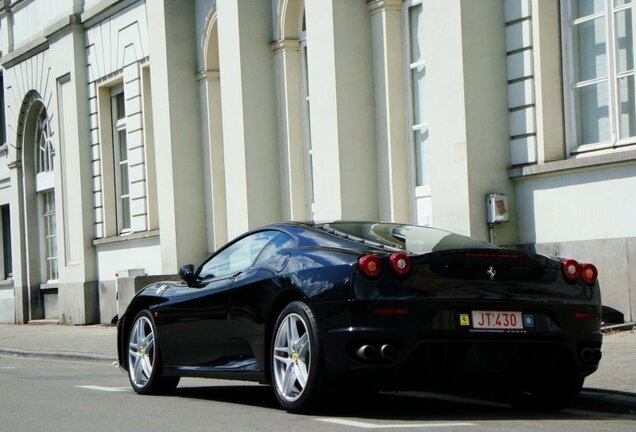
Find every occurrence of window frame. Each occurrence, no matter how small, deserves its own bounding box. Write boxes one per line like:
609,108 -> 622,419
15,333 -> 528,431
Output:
0,73 -> 6,146
110,87 -> 131,233
561,0 -> 636,154
299,4 -> 316,220
403,0 -> 432,226
0,205 -> 12,279
40,190 -> 58,283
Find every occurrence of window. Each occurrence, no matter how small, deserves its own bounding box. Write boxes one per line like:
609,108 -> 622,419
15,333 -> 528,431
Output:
0,73 -> 6,145
32,104 -> 57,283
111,89 -> 131,232
254,233 -> 295,267
1,205 -> 12,279
562,0 -> 636,151
41,191 -> 58,281
404,0 -> 432,226
35,105 -> 54,173
198,231 -> 279,280
299,5 -> 316,219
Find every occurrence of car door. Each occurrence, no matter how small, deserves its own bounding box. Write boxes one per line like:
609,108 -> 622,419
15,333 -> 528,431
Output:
228,232 -> 295,367
159,231 -> 279,368
158,276 -> 234,368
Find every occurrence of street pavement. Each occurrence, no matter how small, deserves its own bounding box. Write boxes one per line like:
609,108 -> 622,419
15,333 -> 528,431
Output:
0,323 -> 635,415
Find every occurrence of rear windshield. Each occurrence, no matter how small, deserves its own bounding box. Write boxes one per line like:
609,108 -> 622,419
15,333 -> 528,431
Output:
320,222 -> 498,254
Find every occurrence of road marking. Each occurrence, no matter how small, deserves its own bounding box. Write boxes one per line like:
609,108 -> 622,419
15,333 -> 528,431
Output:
0,366 -> 18,369
75,385 -> 130,392
315,419 -> 477,429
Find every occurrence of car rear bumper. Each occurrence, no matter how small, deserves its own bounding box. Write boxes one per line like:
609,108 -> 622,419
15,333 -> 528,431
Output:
312,299 -> 602,390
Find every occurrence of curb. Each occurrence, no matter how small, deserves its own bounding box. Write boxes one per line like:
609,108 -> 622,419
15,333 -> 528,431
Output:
602,322 -> 636,333
577,389 -> 636,415
0,347 -> 117,364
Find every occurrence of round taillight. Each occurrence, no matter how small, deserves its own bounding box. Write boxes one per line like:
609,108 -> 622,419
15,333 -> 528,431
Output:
562,259 -> 581,282
358,255 -> 382,278
581,263 -> 598,285
389,253 -> 411,276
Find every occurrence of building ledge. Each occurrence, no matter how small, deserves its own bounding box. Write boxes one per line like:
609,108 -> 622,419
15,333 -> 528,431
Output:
509,149 -> 636,179
0,14 -> 81,69
93,229 -> 159,246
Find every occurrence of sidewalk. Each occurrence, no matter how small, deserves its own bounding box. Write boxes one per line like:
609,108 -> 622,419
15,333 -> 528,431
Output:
0,323 -> 117,362
0,323 -> 634,413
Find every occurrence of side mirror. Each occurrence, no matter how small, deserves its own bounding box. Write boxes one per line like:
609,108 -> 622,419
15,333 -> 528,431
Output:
179,264 -> 195,285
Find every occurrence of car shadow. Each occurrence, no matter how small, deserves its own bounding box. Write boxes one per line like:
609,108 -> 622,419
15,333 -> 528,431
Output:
171,383 -> 636,421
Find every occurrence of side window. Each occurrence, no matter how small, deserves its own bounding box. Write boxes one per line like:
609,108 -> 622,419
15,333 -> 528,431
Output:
254,233 -> 295,268
198,231 -> 278,280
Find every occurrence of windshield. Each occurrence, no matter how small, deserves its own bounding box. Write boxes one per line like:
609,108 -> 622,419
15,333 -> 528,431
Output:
320,222 -> 498,254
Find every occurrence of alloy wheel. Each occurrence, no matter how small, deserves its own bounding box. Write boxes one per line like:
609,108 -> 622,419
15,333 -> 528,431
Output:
272,312 -> 311,402
128,315 -> 155,388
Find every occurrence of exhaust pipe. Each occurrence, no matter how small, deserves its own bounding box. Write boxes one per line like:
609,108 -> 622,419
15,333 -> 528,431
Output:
592,348 -> 602,362
379,344 -> 395,360
356,345 -> 376,361
580,347 -> 594,362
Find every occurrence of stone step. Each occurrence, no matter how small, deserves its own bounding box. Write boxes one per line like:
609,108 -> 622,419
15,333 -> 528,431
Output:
27,319 -> 60,325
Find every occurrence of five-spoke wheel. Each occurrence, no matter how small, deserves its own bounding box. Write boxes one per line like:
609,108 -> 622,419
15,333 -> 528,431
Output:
128,314 -> 155,389
127,310 -> 179,394
271,301 -> 323,411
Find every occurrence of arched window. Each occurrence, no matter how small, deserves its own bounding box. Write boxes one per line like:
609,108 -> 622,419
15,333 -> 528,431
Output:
35,105 -> 54,174
33,104 -> 58,282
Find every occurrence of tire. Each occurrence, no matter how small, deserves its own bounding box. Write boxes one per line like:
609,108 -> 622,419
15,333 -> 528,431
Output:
127,310 -> 180,395
510,376 -> 584,412
270,301 -> 325,412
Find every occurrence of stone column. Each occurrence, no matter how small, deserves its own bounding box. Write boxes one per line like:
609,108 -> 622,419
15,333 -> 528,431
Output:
8,160 -> 27,323
368,0 -> 410,223
272,39 -> 308,221
304,0 -> 379,221
146,0 -> 207,270
217,0 -> 281,238
200,69 -> 227,250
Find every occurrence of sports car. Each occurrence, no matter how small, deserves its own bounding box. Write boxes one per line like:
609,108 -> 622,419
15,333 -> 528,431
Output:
117,221 -> 602,412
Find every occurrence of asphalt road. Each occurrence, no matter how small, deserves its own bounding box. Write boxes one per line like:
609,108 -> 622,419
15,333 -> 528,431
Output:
0,356 -> 634,432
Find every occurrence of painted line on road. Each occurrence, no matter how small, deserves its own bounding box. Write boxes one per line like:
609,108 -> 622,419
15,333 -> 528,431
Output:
0,366 -> 18,369
75,385 -> 130,392
314,419 -> 477,429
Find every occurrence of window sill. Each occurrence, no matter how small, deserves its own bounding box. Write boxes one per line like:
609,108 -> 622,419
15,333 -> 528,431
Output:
509,149 -> 636,179
93,229 -> 160,246
0,278 -> 14,288
40,283 -> 58,291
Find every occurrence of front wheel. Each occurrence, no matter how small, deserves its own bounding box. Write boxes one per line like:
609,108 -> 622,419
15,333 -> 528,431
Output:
127,310 -> 179,395
271,301 -> 324,412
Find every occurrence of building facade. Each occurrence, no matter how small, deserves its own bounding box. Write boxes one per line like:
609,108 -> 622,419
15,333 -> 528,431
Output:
0,0 -> 634,325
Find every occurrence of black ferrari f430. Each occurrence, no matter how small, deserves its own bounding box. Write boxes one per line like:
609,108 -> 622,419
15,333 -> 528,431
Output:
117,222 -> 602,412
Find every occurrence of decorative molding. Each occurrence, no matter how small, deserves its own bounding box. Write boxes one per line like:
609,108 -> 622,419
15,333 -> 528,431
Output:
82,0 -> 139,29
92,229 -> 160,246
367,0 -> 403,15
271,39 -> 300,54
0,13 -> 82,69
509,149 -> 636,179
8,160 -> 22,169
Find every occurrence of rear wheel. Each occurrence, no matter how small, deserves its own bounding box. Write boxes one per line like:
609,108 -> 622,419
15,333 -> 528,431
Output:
271,301 -> 325,412
127,310 -> 179,395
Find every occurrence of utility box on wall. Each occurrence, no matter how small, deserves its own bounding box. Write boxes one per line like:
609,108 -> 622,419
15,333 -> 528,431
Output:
486,193 -> 510,224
